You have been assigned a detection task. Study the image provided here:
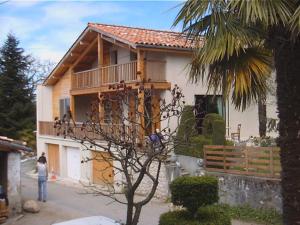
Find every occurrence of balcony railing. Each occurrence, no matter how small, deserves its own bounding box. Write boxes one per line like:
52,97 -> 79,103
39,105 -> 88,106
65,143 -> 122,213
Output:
72,61 -> 137,90
39,121 -> 140,140
71,60 -> 166,90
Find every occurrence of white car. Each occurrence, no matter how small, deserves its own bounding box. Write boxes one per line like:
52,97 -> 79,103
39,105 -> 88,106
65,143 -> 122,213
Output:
52,216 -> 122,225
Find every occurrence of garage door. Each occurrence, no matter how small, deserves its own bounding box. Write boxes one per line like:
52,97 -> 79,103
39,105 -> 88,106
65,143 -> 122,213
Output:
66,147 -> 81,180
93,151 -> 114,185
48,144 -> 60,175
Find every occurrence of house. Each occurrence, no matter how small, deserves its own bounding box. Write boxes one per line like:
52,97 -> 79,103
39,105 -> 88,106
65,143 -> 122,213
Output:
0,136 -> 32,217
36,23 -> 277,185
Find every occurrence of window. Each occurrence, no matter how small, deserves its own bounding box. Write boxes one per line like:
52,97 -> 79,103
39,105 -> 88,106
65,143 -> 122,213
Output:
194,95 -> 224,134
110,50 -> 118,65
130,52 -> 137,61
59,98 -> 70,119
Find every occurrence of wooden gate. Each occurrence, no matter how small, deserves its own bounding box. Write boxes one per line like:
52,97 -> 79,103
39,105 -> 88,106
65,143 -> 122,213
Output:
47,144 -> 60,176
92,151 -> 114,184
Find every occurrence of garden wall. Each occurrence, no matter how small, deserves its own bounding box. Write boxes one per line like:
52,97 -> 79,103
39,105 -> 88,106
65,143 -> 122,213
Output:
177,155 -> 201,176
208,172 -> 282,212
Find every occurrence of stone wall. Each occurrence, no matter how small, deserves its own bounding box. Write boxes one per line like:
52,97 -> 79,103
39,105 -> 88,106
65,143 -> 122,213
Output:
7,152 -> 22,215
209,172 -> 282,212
135,161 -> 169,199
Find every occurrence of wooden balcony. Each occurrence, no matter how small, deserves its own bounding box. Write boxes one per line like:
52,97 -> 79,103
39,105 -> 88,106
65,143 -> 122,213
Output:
71,60 -> 166,91
38,121 -> 140,141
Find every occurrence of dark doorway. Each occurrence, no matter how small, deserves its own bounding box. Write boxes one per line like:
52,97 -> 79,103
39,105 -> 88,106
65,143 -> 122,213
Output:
195,95 -> 224,134
0,152 -> 7,193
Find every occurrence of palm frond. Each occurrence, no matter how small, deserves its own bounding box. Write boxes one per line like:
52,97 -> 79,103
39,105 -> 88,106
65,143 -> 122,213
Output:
229,0 -> 294,27
190,46 -> 273,110
290,5 -> 300,36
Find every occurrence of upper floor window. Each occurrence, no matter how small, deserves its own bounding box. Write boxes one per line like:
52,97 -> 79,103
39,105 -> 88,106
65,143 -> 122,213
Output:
59,98 -> 70,119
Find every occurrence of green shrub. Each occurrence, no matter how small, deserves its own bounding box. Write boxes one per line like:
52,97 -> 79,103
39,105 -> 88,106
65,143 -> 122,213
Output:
212,119 -> 225,145
170,176 -> 218,215
175,135 -> 212,158
196,205 -> 231,225
225,140 -> 235,146
176,105 -> 197,139
202,113 -> 223,138
159,206 -> 232,225
159,210 -> 200,225
218,204 -> 282,225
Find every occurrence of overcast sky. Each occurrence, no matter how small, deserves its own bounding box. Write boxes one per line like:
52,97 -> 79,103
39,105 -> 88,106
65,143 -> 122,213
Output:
0,0 -> 183,63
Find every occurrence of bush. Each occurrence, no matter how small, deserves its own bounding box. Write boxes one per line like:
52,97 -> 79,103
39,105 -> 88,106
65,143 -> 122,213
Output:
218,204 -> 282,225
202,113 -> 223,138
170,176 -> 218,215
175,135 -> 212,158
176,105 -> 198,139
159,206 -> 232,225
196,205 -> 231,225
212,119 -> 225,145
159,210 -> 201,225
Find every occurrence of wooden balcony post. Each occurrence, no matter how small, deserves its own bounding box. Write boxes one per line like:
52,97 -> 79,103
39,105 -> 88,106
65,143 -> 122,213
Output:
97,34 -> 103,67
138,89 -> 145,142
70,95 -> 75,120
98,92 -> 105,123
137,50 -> 145,81
151,93 -> 161,132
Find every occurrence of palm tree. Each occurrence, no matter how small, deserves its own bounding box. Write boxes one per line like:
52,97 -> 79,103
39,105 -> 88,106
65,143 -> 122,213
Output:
174,1 -> 300,224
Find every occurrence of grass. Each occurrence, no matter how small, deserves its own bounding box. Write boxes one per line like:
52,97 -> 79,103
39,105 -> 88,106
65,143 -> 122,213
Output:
218,204 -> 283,225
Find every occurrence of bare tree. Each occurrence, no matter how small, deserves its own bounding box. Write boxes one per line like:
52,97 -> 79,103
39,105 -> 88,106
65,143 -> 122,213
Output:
55,83 -> 185,225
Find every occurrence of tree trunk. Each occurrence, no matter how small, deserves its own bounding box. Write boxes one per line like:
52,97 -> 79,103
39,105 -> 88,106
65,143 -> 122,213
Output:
126,193 -> 134,225
274,31 -> 300,224
258,94 -> 267,137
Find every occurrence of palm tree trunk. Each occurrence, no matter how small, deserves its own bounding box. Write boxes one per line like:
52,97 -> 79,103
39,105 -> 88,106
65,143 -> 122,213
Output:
274,31 -> 300,225
258,94 -> 267,137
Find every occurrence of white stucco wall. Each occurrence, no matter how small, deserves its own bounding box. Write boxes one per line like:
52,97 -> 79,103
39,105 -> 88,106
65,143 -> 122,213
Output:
7,152 -> 21,214
159,52 -> 277,139
36,84 -> 53,122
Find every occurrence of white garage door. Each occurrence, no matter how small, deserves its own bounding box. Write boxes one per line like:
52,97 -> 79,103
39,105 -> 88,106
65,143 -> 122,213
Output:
66,147 -> 81,180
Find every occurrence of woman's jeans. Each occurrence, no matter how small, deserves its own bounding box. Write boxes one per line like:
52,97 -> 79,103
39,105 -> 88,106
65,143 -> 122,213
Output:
38,176 -> 47,201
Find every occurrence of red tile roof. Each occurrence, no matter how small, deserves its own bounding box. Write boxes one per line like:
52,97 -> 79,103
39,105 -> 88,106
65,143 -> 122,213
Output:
88,23 -> 193,49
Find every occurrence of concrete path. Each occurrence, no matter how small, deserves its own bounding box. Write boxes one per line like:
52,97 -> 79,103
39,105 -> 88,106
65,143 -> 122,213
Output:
5,159 -> 261,225
6,159 -> 169,225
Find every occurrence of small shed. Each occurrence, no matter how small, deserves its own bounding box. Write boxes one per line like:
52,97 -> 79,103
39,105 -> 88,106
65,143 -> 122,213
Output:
0,136 -> 31,218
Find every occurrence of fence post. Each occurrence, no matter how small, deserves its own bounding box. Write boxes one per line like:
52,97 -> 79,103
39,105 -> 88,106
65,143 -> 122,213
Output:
203,146 -> 207,170
270,148 -> 274,177
245,147 -> 249,175
223,146 -> 226,171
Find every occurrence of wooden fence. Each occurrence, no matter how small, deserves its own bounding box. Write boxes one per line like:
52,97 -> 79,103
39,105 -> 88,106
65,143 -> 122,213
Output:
203,145 -> 281,179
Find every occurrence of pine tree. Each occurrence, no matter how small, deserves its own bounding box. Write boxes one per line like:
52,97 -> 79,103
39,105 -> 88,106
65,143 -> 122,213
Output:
0,33 -> 35,142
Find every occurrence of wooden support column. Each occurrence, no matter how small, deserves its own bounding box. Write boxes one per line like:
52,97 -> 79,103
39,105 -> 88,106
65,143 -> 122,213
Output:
97,34 -> 103,67
138,90 -> 145,142
137,49 -> 145,142
70,95 -> 75,120
98,92 -> 104,123
137,49 -> 145,81
151,93 -> 161,132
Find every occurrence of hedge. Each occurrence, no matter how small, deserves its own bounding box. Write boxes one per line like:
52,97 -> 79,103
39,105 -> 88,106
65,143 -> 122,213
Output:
159,206 -> 231,225
170,176 -> 219,215
196,205 -> 231,225
202,113 -> 223,138
159,210 -> 201,225
212,119 -> 226,145
174,135 -> 212,158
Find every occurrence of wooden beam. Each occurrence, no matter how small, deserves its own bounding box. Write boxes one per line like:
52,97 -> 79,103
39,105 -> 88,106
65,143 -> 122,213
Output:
70,52 -> 80,57
70,94 -> 75,120
98,92 -> 104,123
137,50 -> 145,81
138,89 -> 145,142
79,41 -> 89,46
97,34 -> 104,67
151,93 -> 161,132
72,37 -> 98,68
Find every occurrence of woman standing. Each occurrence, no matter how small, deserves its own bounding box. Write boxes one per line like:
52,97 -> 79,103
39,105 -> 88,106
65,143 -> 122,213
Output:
37,157 -> 48,202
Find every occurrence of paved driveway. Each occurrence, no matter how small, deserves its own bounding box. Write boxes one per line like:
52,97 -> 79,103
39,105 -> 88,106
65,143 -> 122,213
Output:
7,159 -> 169,225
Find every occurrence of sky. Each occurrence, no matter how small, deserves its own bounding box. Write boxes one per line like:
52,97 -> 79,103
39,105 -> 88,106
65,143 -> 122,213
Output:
0,0 -> 184,63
